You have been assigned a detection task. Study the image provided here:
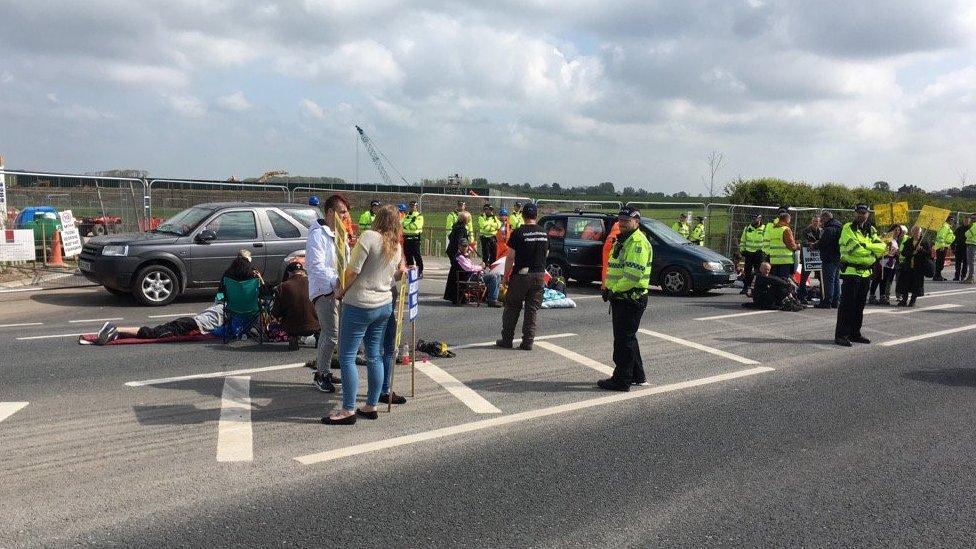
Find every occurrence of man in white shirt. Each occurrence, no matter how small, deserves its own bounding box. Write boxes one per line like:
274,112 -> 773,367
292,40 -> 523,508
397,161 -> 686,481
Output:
306,194 -> 351,393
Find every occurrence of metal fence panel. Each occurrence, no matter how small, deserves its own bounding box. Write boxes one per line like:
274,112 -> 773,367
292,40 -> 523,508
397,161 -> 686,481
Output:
147,179 -> 289,220
420,193 -> 531,256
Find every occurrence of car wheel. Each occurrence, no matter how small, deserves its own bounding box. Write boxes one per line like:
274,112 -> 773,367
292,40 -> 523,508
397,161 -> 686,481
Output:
104,287 -> 128,297
545,259 -> 568,280
134,265 -> 179,306
92,224 -> 107,236
660,267 -> 692,296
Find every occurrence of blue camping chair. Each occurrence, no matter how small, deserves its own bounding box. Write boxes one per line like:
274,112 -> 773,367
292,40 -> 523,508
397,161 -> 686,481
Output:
219,277 -> 264,343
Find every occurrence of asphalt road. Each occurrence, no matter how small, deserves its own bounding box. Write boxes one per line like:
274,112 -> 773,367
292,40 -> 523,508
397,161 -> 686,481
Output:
3,266 -> 976,547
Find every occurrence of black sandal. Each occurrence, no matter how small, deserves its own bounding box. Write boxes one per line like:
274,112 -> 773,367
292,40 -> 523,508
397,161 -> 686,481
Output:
321,413 -> 357,425
356,408 -> 379,420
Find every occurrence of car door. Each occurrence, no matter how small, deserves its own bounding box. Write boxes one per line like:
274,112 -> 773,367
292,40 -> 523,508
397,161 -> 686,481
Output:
187,209 -> 267,285
541,216 -> 567,263
261,208 -> 306,283
565,216 -> 605,278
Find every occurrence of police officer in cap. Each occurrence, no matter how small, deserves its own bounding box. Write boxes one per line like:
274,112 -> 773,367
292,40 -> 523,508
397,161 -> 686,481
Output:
739,213 -> 766,294
598,206 -> 653,391
834,203 -> 886,346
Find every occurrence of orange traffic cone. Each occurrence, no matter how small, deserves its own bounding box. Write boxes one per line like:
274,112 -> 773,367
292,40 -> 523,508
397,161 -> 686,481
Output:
47,230 -> 66,267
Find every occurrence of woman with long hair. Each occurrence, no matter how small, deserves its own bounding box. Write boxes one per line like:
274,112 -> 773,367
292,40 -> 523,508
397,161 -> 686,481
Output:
324,204 -> 405,425
443,210 -> 473,302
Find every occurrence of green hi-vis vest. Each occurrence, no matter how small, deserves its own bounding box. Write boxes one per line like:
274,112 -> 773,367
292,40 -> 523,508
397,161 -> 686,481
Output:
966,224 -> 976,246
934,222 -> 955,250
671,221 -> 690,239
839,222 -> 886,277
740,225 -> 765,253
358,211 -> 375,232
765,225 -> 793,265
402,212 -> 424,236
478,214 -> 502,238
509,212 -> 524,230
689,224 -> 705,245
446,211 -> 474,240
606,229 -> 653,299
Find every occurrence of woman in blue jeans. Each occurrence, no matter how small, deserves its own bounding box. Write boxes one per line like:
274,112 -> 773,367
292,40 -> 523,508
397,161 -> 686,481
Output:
323,205 -> 404,425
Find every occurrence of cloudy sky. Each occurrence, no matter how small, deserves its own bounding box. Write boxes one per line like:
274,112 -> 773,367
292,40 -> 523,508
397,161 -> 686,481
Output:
0,0 -> 974,193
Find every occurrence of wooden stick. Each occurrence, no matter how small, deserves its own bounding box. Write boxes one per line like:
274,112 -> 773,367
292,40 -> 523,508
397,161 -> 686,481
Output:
387,277 -> 408,412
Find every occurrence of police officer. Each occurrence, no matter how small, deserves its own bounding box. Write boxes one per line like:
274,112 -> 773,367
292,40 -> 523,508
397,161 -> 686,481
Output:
402,200 -> 424,277
359,200 -> 380,232
598,206 -> 653,392
478,203 -> 502,265
765,207 -> 798,280
739,214 -> 766,294
445,200 -> 472,247
933,215 -> 954,281
671,213 -> 690,239
834,203 -> 886,347
509,202 -> 525,230
689,216 -> 706,246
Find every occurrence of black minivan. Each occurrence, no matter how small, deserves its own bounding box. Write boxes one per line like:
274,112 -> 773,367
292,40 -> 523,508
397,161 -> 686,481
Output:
538,211 -> 736,295
79,202 -> 319,306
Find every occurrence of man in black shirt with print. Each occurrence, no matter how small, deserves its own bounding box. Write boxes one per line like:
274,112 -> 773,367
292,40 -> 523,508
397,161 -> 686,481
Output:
497,203 -> 548,351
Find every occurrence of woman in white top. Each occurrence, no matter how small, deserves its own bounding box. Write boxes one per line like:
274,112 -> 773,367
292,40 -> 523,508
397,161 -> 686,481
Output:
324,204 -> 405,425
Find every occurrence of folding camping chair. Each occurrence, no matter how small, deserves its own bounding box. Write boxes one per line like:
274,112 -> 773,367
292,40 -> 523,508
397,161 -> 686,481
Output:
220,277 -> 267,343
455,271 -> 487,306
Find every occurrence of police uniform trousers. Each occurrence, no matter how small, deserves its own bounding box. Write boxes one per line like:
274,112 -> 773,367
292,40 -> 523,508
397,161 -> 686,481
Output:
480,236 -> 497,265
403,236 -> 423,276
610,295 -> 647,385
741,250 -> 765,291
835,274 -> 871,340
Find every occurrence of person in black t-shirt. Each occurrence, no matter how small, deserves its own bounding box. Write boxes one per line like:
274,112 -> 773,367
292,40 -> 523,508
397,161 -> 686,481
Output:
496,203 -> 548,350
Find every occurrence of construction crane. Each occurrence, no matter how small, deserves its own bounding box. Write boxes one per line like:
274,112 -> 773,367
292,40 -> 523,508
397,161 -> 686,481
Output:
256,170 -> 288,183
355,125 -> 411,186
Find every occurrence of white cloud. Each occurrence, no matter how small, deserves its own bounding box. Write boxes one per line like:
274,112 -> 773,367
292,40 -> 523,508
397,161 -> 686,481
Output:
45,93 -> 60,104
216,91 -> 252,111
102,62 -> 188,88
166,94 -> 207,118
299,98 -> 328,119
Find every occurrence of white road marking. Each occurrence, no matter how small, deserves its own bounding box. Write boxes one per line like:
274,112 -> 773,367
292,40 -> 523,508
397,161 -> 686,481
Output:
216,376 -> 253,462
573,295 -> 603,300
638,329 -> 761,365
68,317 -> 124,323
0,287 -> 41,294
296,366 -> 776,465
925,287 -> 975,296
16,332 -> 83,340
416,362 -> 501,414
881,323 -> 976,347
695,310 -> 777,321
125,362 -> 305,387
864,303 -> 961,316
147,312 -> 196,319
0,402 -> 29,423
454,332 -> 576,350
917,289 -> 976,300
535,341 -> 614,375
0,322 -> 43,328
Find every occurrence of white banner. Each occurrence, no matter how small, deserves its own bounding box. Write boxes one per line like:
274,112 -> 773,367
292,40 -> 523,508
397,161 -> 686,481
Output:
58,210 -> 83,257
0,229 -> 36,262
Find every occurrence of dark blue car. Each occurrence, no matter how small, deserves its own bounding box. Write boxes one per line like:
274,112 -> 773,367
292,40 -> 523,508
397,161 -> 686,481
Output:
539,212 -> 736,295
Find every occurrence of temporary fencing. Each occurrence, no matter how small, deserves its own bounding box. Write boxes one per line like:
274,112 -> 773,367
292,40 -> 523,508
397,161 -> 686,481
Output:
420,193 -> 531,256
147,179 -> 289,221
535,199 -> 621,216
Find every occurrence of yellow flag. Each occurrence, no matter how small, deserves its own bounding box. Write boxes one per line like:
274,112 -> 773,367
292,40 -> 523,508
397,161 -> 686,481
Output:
333,212 -> 348,289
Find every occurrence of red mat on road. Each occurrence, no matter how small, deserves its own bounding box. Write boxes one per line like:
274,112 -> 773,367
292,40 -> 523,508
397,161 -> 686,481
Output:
78,332 -> 215,345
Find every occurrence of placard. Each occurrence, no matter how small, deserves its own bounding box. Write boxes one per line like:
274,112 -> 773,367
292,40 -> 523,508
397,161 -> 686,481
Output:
801,247 -> 822,271
915,205 -> 952,232
0,229 -> 36,261
407,267 -> 419,321
0,158 -> 7,230
58,210 -> 83,257
872,202 -> 909,227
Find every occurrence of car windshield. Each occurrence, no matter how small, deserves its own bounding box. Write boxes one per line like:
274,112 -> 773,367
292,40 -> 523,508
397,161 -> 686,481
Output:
154,207 -> 214,236
641,218 -> 689,245
281,206 -> 321,227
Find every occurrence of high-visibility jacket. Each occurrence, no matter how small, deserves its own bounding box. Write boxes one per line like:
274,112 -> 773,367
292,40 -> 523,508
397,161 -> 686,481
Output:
606,228 -> 653,299
934,222 -> 955,250
689,223 -> 705,245
509,211 -> 524,230
477,214 -> 502,238
402,212 -> 424,237
358,210 -> 375,232
495,219 -> 512,258
967,224 -> 976,246
446,211 -> 474,243
765,224 -> 793,265
739,224 -> 765,253
671,221 -> 690,239
601,221 -> 621,287
839,222 -> 886,277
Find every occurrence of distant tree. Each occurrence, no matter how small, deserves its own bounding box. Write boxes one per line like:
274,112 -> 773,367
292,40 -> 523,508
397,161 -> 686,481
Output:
551,182 -> 561,191
703,150 -> 726,198
960,185 -> 976,199
896,184 -> 924,194
471,177 -> 488,187
92,169 -> 149,179
872,181 -> 890,192
673,191 -> 689,198
622,186 -> 636,196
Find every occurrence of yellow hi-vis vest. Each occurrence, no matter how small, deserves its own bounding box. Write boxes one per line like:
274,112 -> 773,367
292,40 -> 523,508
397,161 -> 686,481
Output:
966,224 -> 976,246
478,214 -> 502,238
402,212 -> 424,236
606,229 -> 653,299
934,222 -> 955,250
839,222 -> 886,277
358,210 -> 375,231
740,224 -> 765,253
671,221 -> 690,239
765,225 -> 793,265
446,211 -> 474,241
509,211 -> 524,230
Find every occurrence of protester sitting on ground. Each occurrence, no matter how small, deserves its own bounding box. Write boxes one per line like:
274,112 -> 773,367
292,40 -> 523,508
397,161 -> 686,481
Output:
272,261 -> 320,350
896,226 -> 932,307
456,246 -> 503,307
444,210 -> 474,303
93,304 -> 225,345
744,261 -> 804,311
